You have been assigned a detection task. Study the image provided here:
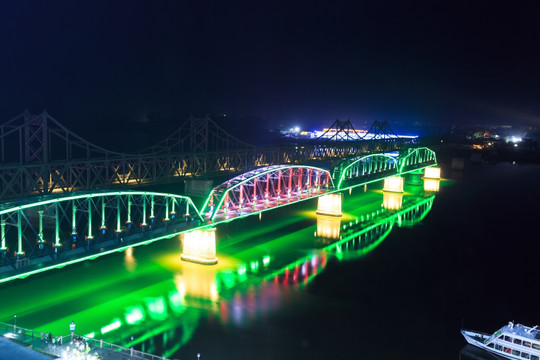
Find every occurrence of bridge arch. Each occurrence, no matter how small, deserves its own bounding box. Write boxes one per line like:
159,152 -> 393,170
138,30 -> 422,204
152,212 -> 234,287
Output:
398,147 -> 437,174
203,165 -> 333,221
335,154 -> 399,190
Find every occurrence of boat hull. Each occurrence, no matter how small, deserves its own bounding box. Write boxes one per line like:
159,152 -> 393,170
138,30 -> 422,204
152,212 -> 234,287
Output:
461,330 -> 518,360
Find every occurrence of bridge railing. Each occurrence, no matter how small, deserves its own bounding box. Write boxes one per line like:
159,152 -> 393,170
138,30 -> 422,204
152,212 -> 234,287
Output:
0,191 -> 203,274
0,322 -> 170,360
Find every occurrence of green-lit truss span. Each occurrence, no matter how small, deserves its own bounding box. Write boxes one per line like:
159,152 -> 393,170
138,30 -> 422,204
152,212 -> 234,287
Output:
335,153 -> 399,189
397,147 -> 437,174
334,148 -> 438,190
0,191 -> 204,283
202,165 -> 334,221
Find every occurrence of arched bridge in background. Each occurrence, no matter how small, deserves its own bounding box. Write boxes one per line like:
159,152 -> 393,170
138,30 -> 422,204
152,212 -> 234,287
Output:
0,111 -> 415,201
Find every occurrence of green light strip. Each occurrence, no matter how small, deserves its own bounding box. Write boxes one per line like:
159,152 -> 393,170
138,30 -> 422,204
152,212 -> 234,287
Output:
0,190 -> 204,222
17,210 -> 22,255
87,198 -> 93,239
1,215 -> 5,250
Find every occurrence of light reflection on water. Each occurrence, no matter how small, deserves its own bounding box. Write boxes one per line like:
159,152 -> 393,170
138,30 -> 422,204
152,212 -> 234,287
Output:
0,179 -> 438,358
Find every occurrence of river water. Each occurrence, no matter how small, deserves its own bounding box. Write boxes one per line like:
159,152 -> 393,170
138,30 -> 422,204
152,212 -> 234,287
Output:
0,160 -> 539,360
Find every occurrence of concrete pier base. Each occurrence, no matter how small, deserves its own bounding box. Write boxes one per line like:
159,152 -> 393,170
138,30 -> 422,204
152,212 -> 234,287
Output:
181,228 -> 218,265
316,194 -> 342,217
383,176 -> 404,193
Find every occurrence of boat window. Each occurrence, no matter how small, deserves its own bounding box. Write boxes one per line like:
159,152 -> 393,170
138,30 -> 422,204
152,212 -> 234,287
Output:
513,349 -> 521,356
524,341 -> 532,347
521,353 -> 530,359
504,336 -> 513,342
515,338 -> 523,345
532,343 -> 540,350
495,344 -> 502,350
531,355 -> 539,360
504,347 -> 512,353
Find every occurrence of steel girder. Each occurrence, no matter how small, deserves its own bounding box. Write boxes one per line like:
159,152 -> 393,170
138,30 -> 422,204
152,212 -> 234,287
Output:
335,154 -> 399,189
202,165 -> 333,221
0,191 -> 202,270
0,111 -> 415,201
397,147 -> 438,174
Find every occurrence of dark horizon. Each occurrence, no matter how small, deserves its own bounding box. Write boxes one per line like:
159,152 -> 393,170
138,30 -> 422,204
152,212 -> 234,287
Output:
2,1 -> 540,134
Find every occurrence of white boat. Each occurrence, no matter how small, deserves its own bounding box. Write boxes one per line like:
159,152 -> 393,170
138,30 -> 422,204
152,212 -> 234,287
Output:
462,322 -> 540,360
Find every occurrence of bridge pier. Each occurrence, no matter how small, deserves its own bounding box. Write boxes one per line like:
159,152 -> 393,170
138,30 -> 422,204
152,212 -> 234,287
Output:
315,214 -> 341,247
383,192 -> 403,210
181,228 -> 218,265
383,176 -> 404,193
424,166 -> 441,179
316,194 -> 342,217
424,179 -> 440,192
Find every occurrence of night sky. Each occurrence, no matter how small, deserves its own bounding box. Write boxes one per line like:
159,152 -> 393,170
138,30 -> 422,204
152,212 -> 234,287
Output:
1,1 -> 540,136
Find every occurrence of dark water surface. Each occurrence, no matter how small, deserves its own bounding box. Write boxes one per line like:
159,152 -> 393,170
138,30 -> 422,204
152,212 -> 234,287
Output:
0,161 -> 539,360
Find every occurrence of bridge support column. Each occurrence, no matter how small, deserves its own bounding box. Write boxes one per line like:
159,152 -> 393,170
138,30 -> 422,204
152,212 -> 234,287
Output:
424,179 -> 440,192
383,192 -> 403,210
422,167 -> 441,192
423,167 -> 441,179
383,176 -> 404,193
315,214 -> 341,247
181,228 -> 218,265
316,194 -> 342,217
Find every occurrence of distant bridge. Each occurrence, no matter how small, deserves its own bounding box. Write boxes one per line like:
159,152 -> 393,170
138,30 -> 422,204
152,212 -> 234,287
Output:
0,111 -> 414,201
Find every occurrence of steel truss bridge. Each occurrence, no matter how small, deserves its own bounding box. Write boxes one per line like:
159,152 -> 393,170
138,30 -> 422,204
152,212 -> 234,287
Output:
202,147 -> 436,222
0,147 -> 437,282
0,110 -> 414,201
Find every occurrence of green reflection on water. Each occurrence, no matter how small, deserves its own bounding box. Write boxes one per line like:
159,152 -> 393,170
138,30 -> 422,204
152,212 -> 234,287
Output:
0,179 -> 442,357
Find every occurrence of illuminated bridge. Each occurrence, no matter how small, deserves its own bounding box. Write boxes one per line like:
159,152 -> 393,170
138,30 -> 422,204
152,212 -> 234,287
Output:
0,110 -> 415,201
0,144 -> 438,282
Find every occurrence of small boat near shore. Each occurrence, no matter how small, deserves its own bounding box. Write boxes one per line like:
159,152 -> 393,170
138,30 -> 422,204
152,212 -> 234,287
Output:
462,322 -> 540,360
